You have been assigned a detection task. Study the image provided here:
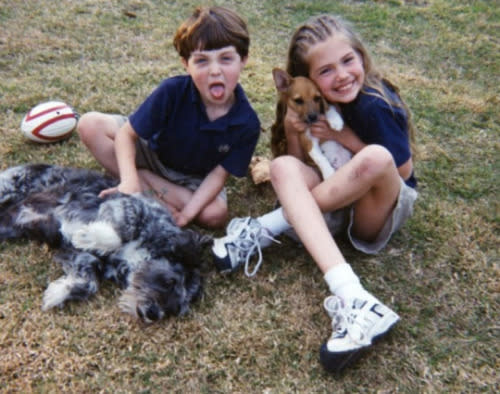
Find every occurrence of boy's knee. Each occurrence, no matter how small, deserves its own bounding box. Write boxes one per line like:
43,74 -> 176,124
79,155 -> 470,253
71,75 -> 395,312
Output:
198,202 -> 228,229
76,112 -> 101,141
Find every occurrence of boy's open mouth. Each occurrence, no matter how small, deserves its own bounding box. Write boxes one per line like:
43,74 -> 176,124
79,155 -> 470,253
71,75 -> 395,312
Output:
209,83 -> 225,99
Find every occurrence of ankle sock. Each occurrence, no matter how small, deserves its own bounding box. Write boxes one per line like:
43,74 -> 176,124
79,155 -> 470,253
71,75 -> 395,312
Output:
324,263 -> 379,303
257,207 -> 291,237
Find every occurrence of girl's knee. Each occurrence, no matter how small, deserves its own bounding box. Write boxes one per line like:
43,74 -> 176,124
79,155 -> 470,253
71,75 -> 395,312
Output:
270,156 -> 300,181
355,145 -> 395,178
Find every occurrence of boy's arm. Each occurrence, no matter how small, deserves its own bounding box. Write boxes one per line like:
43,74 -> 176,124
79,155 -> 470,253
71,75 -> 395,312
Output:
100,121 -> 141,197
175,165 -> 229,227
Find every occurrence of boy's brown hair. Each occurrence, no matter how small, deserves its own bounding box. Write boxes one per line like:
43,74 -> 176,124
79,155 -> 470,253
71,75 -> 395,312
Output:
173,6 -> 250,61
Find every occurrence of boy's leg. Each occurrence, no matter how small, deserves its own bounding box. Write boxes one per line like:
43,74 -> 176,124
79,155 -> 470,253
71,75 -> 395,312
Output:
138,169 -> 227,228
77,112 -> 123,176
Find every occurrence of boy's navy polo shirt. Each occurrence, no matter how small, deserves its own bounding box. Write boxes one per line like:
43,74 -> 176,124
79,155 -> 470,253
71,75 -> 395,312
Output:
339,85 -> 417,188
129,75 -> 260,178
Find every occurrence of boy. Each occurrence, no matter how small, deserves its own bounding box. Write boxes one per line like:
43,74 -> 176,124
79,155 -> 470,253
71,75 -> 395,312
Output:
77,6 -> 260,228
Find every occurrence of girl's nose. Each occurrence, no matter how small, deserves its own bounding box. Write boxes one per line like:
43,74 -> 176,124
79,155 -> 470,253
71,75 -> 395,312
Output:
335,66 -> 348,81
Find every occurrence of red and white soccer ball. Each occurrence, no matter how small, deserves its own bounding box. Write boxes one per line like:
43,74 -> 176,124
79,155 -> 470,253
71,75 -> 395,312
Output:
20,101 -> 78,143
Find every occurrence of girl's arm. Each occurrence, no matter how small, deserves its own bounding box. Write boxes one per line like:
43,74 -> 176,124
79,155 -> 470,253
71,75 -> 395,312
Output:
175,165 -> 229,227
311,118 -> 414,180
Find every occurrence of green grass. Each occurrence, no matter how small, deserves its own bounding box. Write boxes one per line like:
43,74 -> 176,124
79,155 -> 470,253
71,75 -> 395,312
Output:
0,0 -> 498,392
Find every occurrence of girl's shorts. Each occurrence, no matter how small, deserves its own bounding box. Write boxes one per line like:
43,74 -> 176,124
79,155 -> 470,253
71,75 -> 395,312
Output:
112,115 -> 227,200
285,178 -> 417,254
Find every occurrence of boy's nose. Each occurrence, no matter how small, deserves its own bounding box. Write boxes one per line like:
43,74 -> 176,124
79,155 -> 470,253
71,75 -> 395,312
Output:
209,62 -> 222,75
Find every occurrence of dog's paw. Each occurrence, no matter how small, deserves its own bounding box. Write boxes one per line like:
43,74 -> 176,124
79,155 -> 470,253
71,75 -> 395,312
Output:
71,222 -> 121,253
42,276 -> 73,310
326,106 -> 344,131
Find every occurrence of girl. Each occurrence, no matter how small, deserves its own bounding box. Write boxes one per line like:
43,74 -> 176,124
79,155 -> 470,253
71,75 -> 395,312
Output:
212,15 -> 418,372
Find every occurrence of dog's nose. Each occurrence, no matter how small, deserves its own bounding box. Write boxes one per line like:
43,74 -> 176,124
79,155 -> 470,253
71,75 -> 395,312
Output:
307,113 -> 318,123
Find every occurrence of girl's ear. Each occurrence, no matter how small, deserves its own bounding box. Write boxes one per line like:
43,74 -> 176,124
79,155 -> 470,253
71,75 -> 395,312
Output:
272,68 -> 291,92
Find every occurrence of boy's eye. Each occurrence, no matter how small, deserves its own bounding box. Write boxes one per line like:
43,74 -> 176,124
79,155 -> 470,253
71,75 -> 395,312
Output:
193,58 -> 207,64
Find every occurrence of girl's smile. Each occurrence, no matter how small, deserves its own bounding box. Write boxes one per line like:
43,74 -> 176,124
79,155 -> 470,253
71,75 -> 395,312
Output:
306,35 -> 365,104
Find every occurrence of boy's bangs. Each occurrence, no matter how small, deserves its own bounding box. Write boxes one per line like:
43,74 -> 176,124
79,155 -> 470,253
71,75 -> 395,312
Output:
193,24 -> 238,53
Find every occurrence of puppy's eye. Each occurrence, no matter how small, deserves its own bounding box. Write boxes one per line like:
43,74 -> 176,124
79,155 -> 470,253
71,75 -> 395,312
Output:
314,96 -> 322,103
293,98 -> 304,105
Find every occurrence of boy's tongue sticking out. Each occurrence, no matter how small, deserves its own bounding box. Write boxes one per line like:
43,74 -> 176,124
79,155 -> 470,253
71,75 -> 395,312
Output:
210,83 -> 225,100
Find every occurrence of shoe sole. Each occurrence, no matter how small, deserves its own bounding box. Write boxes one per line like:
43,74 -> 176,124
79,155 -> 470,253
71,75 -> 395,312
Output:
319,314 -> 400,374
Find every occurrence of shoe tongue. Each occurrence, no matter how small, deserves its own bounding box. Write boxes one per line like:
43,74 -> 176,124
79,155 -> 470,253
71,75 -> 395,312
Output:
352,299 -> 367,310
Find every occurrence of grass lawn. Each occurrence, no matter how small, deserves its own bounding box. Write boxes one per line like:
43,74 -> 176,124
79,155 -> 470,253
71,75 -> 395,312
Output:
0,0 -> 498,392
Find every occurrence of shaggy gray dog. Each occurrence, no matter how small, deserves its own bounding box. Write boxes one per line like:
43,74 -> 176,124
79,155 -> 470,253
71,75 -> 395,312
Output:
0,164 -> 210,323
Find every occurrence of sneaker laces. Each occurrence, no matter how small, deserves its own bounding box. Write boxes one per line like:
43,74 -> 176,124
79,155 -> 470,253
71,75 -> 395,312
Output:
324,296 -> 373,346
225,218 -> 279,277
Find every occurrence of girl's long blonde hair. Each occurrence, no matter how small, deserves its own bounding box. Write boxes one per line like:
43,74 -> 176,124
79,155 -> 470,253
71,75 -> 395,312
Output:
286,15 -> 416,154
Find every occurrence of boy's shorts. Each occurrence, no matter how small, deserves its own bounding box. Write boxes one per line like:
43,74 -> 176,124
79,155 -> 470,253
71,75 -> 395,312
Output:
284,178 -> 418,255
112,115 -> 227,200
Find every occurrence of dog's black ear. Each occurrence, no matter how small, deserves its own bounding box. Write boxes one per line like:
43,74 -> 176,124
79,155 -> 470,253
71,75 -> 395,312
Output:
272,68 -> 292,92
171,230 -> 211,269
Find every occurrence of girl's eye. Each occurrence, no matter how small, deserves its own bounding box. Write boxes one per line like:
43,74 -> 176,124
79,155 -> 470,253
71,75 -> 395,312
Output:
344,56 -> 354,64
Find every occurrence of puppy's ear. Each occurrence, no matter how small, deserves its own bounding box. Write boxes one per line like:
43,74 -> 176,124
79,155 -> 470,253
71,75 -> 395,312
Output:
320,96 -> 328,114
272,68 -> 292,92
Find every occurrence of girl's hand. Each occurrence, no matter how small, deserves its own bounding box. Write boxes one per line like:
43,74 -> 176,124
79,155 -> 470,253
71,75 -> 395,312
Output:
310,116 -> 340,141
284,106 -> 307,136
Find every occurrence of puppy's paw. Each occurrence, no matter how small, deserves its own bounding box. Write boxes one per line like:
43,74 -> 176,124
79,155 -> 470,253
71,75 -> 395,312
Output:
326,106 -> 344,131
72,222 -> 121,253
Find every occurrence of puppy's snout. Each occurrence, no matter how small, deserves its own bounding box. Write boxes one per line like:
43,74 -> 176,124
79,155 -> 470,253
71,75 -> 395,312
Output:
307,113 -> 318,124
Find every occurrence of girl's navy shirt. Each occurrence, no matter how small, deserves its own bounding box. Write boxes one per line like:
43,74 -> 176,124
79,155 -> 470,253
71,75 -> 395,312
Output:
339,85 -> 417,188
129,75 -> 260,177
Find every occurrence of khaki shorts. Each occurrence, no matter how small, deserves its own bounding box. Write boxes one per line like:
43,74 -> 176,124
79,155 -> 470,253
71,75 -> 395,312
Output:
284,178 -> 418,255
113,115 -> 227,200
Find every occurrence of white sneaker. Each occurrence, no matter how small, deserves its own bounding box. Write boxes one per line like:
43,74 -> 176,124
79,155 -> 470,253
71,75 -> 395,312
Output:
320,295 -> 400,372
211,217 -> 278,277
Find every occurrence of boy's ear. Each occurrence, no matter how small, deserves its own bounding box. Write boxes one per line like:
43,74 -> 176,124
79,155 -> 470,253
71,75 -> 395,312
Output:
240,55 -> 248,68
181,57 -> 189,70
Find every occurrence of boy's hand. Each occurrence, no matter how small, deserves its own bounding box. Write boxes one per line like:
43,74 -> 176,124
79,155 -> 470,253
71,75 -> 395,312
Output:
172,209 -> 193,228
98,181 -> 141,198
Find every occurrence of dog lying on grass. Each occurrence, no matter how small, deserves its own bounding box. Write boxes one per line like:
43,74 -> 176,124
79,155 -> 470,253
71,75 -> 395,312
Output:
0,164 -> 210,323
270,68 -> 352,179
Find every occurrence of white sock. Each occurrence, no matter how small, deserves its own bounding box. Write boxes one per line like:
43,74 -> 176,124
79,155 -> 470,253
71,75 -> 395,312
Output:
257,207 -> 291,237
324,263 -> 379,303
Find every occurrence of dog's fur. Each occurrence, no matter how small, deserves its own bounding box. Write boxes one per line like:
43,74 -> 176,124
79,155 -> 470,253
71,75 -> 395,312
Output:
0,164 -> 210,323
270,68 -> 352,179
